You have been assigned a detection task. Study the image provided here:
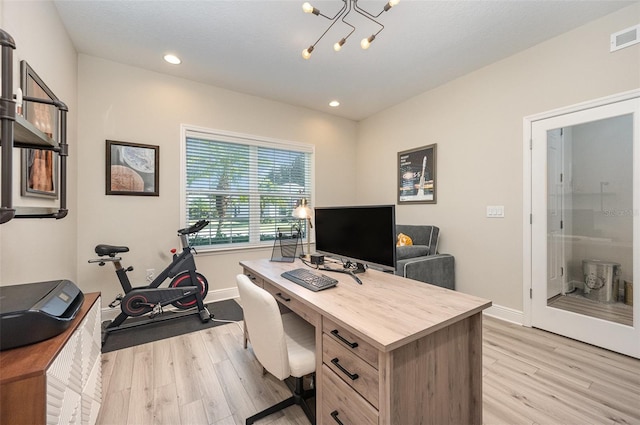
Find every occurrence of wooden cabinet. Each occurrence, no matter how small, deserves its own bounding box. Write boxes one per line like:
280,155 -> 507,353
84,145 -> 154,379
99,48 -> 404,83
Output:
0,293 -> 101,425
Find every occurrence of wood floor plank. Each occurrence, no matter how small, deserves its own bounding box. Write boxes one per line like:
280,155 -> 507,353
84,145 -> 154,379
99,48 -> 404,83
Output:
482,385 -> 535,425
97,317 -> 640,425
170,333 -> 204,407
153,383 -> 182,425
153,334 -> 176,388
548,294 -> 633,326
100,351 -> 117,403
485,353 -> 624,425
189,331 -> 233,423
96,388 -> 131,425
179,398 -> 210,425
214,358 -> 261,424
199,324 -> 232,364
484,325 -> 595,389
211,416 -> 239,425
105,347 -> 134,393
126,348 -> 154,425
217,323 -> 291,411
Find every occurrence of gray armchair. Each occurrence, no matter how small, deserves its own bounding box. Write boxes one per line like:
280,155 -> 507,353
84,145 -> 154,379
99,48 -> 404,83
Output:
395,224 -> 455,290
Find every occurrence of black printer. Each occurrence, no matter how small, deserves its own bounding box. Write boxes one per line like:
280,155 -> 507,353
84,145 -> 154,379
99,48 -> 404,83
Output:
0,280 -> 84,351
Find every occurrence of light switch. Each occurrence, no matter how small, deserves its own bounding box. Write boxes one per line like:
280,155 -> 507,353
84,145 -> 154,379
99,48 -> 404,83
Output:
486,205 -> 505,218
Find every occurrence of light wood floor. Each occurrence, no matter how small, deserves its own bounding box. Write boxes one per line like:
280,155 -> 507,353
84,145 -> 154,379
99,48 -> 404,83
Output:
97,316 -> 640,425
548,293 -> 633,326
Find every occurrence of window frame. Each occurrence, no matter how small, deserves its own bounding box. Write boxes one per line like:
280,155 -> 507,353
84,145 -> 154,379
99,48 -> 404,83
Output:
180,124 -> 315,252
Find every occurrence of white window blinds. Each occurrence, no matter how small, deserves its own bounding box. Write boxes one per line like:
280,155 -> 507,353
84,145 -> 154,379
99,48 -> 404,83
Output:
183,128 -> 313,249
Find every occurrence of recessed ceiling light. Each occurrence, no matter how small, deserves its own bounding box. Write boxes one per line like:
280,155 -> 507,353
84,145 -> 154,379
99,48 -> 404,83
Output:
163,54 -> 181,65
329,100 -> 340,107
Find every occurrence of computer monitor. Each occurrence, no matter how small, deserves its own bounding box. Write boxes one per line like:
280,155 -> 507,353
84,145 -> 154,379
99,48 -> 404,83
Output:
314,205 -> 396,273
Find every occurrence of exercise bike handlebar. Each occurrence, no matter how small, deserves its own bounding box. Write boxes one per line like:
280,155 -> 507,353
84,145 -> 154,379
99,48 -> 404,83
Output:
177,219 -> 209,236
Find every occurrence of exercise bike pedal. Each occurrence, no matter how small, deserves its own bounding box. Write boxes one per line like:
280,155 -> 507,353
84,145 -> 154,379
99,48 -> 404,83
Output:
149,303 -> 164,319
109,294 -> 123,308
199,307 -> 212,323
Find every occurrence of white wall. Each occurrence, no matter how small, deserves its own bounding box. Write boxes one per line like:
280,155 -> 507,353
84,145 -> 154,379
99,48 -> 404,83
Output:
76,56 -> 357,305
2,1 -> 638,319
0,0 -> 78,285
355,4 -> 640,312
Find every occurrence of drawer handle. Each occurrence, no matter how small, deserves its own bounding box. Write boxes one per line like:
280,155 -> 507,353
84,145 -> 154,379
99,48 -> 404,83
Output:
275,292 -> 291,302
331,358 -> 359,381
331,329 -> 359,348
330,410 -> 345,425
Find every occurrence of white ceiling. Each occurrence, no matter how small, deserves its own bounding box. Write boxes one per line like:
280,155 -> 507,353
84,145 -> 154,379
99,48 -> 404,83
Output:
53,0 -> 636,121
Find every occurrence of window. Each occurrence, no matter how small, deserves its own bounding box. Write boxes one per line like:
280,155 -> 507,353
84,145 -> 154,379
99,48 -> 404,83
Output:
182,126 -> 313,250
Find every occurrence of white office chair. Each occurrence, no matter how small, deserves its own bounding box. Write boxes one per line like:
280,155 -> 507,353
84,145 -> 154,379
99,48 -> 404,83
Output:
235,274 -> 316,425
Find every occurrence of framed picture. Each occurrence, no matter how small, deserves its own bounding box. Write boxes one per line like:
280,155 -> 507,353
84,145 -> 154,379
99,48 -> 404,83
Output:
20,61 -> 60,198
106,140 -> 159,196
21,61 -> 58,141
398,144 -> 437,204
21,149 -> 58,199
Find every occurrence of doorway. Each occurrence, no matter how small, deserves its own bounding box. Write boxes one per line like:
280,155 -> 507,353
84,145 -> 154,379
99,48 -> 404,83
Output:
524,91 -> 639,358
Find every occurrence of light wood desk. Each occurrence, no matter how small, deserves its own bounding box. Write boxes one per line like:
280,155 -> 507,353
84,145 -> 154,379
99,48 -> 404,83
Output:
240,259 -> 491,425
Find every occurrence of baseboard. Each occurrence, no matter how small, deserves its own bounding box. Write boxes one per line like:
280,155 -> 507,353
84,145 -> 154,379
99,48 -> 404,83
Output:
483,303 -> 524,325
101,287 -> 240,322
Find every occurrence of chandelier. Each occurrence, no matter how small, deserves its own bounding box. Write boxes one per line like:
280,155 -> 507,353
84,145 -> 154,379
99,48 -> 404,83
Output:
301,0 -> 400,59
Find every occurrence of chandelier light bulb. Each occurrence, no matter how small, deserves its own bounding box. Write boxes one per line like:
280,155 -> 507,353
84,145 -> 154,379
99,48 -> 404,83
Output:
302,45 -> 314,59
384,0 -> 400,10
302,2 -> 319,15
361,35 -> 375,50
334,38 -> 346,51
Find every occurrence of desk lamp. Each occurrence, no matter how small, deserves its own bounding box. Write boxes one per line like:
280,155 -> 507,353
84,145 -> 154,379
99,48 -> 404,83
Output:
292,199 -> 313,259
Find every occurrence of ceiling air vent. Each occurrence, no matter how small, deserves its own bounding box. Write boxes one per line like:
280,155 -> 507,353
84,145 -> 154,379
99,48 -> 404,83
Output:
610,24 -> 640,52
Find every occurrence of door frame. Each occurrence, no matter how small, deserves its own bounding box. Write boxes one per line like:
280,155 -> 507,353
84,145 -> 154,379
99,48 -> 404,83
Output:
523,89 -> 639,355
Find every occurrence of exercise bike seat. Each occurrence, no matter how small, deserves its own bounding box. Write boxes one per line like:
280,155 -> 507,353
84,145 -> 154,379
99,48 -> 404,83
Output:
95,244 -> 130,257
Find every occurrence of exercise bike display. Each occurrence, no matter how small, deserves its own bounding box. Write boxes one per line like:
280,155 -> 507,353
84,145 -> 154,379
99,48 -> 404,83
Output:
90,219 -> 213,339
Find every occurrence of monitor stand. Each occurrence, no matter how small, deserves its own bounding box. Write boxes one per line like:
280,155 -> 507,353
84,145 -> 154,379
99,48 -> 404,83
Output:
351,262 -> 366,274
319,261 -> 365,285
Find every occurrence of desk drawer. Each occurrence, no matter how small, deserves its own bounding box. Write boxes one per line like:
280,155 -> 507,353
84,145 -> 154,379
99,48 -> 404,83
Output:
323,334 -> 379,408
243,271 -> 264,287
262,281 -> 320,326
321,364 -> 378,425
323,318 -> 378,368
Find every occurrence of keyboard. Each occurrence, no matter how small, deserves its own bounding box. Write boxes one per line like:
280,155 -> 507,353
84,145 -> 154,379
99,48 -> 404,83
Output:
281,268 -> 338,292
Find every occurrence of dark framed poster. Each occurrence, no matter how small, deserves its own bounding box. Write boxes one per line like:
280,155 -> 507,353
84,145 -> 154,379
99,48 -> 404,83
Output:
21,149 -> 58,199
106,140 -> 159,196
397,144 -> 437,204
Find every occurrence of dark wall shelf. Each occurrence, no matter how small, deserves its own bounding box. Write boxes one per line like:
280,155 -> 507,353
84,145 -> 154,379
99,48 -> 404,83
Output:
13,114 -> 58,150
1,28 -> 68,224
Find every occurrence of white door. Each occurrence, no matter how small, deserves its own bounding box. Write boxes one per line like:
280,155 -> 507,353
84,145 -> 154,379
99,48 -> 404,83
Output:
529,95 -> 639,358
547,128 -> 564,298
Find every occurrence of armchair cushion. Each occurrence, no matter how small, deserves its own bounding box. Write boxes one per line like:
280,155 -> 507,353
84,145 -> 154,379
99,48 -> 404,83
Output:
395,224 -> 454,290
396,245 -> 430,261
395,224 -> 439,256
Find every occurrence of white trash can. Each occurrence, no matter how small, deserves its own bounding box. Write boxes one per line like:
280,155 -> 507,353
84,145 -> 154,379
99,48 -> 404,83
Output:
582,260 -> 621,303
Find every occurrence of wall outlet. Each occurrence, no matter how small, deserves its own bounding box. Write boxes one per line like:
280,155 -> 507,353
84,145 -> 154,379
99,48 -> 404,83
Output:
146,269 -> 155,282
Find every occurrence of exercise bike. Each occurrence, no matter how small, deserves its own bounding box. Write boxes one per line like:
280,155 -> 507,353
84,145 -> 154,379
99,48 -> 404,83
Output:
90,219 -> 213,342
